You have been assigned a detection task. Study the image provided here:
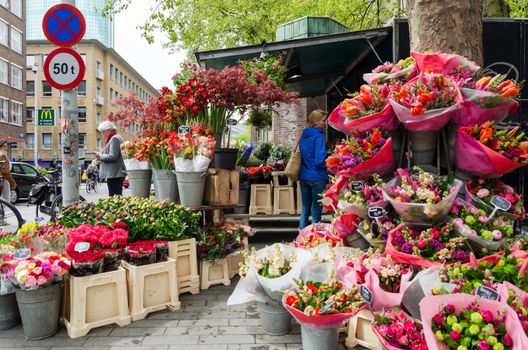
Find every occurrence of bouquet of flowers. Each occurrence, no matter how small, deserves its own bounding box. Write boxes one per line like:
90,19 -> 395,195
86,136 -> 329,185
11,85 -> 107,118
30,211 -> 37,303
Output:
501,282 -> 528,337
383,167 -> 463,223
411,51 -> 480,83
295,223 -> 345,248
386,223 -> 471,267
466,178 -> 525,220
336,174 -> 387,218
11,222 -> 68,254
363,56 -> 416,84
326,129 -> 393,178
124,241 -> 157,266
328,84 -> 398,134
121,140 -> 150,170
372,308 -> 428,350
246,165 -> 273,184
356,210 -> 397,248
138,134 -> 175,170
0,253 -> 70,290
168,132 -> 215,172
332,212 -> 362,241
456,122 -> 528,178
197,223 -> 245,262
389,72 -> 461,131
322,175 -> 349,212
283,278 -> 365,328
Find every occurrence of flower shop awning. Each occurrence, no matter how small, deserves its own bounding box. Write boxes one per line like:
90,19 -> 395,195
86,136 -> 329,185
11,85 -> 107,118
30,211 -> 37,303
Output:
194,27 -> 393,98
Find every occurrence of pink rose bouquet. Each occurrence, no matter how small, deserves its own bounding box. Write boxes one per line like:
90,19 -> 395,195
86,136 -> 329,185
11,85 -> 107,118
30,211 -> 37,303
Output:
372,308 -> 428,350
466,178 -> 525,220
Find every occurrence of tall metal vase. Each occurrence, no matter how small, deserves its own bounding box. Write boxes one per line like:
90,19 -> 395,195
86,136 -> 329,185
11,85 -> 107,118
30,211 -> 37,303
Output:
152,169 -> 179,203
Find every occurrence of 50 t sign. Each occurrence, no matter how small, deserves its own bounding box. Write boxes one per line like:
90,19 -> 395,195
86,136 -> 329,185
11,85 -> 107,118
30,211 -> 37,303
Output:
43,47 -> 85,90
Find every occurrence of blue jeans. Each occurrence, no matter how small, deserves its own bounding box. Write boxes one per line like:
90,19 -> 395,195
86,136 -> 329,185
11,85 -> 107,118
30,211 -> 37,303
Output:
299,180 -> 326,229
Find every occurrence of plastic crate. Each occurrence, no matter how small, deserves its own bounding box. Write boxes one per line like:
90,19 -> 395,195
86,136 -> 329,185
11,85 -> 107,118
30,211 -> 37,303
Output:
273,186 -> 296,215
200,258 -> 230,290
249,184 -> 272,215
168,238 -> 200,295
227,251 -> 244,279
345,309 -> 382,350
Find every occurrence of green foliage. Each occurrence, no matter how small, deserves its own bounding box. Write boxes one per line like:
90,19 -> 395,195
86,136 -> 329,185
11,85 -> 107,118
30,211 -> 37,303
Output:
239,53 -> 288,90
252,142 -> 273,162
268,144 -> 292,164
246,154 -> 264,167
245,109 -> 273,129
506,0 -> 528,17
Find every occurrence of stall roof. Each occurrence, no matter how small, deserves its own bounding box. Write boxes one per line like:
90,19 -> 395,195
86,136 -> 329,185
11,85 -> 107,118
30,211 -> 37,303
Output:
195,27 -> 392,97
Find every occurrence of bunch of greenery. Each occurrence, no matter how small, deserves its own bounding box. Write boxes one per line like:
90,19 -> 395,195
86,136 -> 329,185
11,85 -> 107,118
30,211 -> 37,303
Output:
239,53 -> 288,90
245,109 -> 273,129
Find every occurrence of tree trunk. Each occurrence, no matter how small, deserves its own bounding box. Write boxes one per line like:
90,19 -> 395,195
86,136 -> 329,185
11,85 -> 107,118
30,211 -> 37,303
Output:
405,0 -> 483,65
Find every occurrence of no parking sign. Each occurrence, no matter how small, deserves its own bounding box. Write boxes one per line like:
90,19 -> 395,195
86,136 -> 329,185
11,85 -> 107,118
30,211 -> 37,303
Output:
42,3 -> 86,47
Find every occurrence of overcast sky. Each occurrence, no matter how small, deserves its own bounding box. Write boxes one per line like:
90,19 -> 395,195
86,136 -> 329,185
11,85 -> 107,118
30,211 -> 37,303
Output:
113,0 -> 187,90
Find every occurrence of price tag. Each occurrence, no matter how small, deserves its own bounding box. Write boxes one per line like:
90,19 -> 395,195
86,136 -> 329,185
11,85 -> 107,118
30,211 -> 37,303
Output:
318,300 -> 335,315
14,248 -> 31,260
178,125 -> 190,136
491,195 -> 511,212
475,285 -> 499,301
226,118 -> 238,126
360,285 -> 372,304
368,207 -> 384,219
351,181 -> 363,192
74,242 -> 90,253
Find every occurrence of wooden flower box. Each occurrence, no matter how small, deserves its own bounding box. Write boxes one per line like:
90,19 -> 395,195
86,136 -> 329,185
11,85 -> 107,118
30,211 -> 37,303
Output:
345,309 -> 382,350
168,238 -> 200,295
204,169 -> 240,206
199,258 -> 230,290
227,251 -> 244,279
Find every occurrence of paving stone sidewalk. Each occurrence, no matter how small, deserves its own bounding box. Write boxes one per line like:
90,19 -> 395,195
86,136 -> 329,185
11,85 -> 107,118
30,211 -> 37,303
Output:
0,277 -> 356,350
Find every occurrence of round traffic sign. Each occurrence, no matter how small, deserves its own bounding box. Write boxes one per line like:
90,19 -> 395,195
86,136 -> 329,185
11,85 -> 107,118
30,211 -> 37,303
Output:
44,47 -> 86,90
42,3 -> 86,47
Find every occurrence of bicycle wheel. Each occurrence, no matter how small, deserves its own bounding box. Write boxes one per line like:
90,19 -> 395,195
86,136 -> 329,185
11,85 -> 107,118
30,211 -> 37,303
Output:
86,179 -> 91,193
0,198 -> 24,234
50,194 -> 86,222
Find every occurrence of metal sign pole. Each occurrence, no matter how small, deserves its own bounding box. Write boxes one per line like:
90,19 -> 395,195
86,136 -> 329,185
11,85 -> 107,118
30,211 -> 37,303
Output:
61,0 -> 79,205
33,61 -> 38,167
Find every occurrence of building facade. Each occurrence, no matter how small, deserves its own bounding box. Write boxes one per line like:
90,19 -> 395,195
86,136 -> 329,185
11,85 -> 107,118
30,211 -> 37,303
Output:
13,39 -> 159,165
0,0 -> 25,149
27,0 -> 114,48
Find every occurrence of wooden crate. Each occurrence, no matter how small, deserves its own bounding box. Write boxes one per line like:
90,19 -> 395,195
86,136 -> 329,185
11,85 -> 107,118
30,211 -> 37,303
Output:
121,258 -> 181,321
200,258 -> 230,290
345,309 -> 382,350
204,169 -> 239,206
62,268 -> 131,338
168,238 -> 200,295
249,184 -> 272,215
273,186 -> 296,215
227,250 -> 244,278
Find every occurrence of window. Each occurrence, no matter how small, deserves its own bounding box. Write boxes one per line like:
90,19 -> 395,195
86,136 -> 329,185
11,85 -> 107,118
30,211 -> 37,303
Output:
0,59 -> 8,85
11,64 -> 22,89
21,164 -> 38,176
11,101 -> 22,125
0,0 -> 7,8
42,133 -> 52,149
96,138 -> 101,150
115,68 -> 119,81
80,54 -> 87,64
26,134 -> 34,149
10,27 -> 22,54
42,80 -> 52,97
26,55 -> 35,69
0,20 -> 7,47
0,97 -> 7,122
96,87 -> 101,97
27,81 -> 35,96
109,88 -> 113,102
96,112 -> 101,125
96,61 -> 101,71
78,107 -> 86,122
78,80 -> 86,96
79,133 -> 86,149
11,0 -> 22,18
109,63 -> 114,80
120,72 -> 123,86
26,107 -> 34,123
10,143 -> 17,150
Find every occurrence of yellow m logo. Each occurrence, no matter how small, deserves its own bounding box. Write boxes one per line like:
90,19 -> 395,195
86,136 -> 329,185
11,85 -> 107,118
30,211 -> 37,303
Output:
40,109 -> 53,119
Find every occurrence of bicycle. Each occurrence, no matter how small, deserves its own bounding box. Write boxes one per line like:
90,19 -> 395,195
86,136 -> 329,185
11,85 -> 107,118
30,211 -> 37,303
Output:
85,175 -> 97,193
0,196 -> 24,234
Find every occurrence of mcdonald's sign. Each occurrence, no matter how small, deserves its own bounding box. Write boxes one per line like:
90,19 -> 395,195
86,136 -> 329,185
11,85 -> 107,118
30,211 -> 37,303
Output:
38,109 -> 55,126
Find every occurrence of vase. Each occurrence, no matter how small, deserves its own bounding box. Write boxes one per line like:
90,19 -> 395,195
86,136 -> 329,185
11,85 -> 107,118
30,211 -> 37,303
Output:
409,130 -> 439,166
258,299 -> 292,335
210,148 -> 238,170
0,292 -> 20,330
152,169 -> 179,203
126,169 -> 152,198
15,283 -> 63,339
175,171 -> 207,208
300,324 -> 339,350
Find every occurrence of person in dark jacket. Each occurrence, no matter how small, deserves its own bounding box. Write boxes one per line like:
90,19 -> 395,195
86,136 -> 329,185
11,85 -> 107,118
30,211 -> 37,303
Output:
95,121 -> 125,196
299,109 -> 328,229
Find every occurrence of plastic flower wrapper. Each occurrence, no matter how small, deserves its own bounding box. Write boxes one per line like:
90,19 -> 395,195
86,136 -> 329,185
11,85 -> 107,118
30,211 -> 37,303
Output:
385,222 -> 471,267
455,122 -> 528,178
227,243 -> 311,304
282,277 -> 365,329
295,223 -> 345,248
355,208 -> 398,249
299,243 -> 360,284
372,308 -> 428,350
121,140 -> 151,170
169,132 -> 215,172
389,71 -> 462,131
420,294 -> 527,350
194,135 -> 215,171
449,200 -> 513,252
321,175 -> 348,212
325,129 -> 393,178
363,56 -> 417,85
336,174 -> 388,218
383,167 -> 463,223
332,212 -> 362,241
498,282 -> 528,339
328,84 -> 398,134
466,178 -> 525,220
411,51 -> 481,83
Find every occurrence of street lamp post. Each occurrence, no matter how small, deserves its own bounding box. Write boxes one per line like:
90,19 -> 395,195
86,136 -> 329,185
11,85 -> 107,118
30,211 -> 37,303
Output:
32,59 -> 38,167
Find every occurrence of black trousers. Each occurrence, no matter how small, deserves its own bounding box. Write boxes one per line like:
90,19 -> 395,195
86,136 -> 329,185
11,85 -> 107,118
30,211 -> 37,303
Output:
107,177 -> 124,196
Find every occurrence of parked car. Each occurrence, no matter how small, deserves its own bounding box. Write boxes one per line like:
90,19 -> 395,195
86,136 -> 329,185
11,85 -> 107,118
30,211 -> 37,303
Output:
9,162 -> 49,203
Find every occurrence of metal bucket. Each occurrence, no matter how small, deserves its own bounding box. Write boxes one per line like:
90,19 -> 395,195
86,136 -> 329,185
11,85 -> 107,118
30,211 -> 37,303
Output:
258,300 -> 292,335
153,169 -> 179,203
301,324 -> 339,350
175,171 -> 207,208
0,293 -> 20,330
15,283 -> 62,340
127,169 -> 152,198
346,233 -> 370,250
409,131 -> 439,166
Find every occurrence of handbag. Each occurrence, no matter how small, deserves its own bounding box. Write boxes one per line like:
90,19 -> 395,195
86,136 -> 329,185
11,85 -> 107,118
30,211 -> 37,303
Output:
284,137 -> 302,182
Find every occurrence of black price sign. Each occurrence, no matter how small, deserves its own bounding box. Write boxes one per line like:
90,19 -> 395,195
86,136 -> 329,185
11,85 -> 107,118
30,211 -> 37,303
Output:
226,118 -> 238,126
360,285 -> 372,304
368,207 -> 384,219
14,248 -> 31,260
318,300 -> 335,315
351,181 -> 363,192
178,125 -> 190,136
475,285 -> 499,301
491,195 -> 511,212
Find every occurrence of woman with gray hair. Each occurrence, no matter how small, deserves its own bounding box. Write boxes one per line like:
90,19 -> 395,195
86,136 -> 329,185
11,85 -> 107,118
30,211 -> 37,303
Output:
95,121 -> 125,196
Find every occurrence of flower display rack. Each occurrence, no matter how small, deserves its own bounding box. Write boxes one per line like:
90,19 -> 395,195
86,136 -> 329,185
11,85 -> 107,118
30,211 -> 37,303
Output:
273,186 -> 296,215
204,169 -> 240,206
168,238 -> 200,295
345,309 -> 382,350
249,184 -> 272,215
62,268 -> 131,338
272,171 -> 293,187
200,258 -> 230,290
121,258 -> 181,321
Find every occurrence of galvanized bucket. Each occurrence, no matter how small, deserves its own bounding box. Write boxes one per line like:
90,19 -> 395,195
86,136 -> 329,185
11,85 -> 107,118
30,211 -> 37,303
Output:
153,169 -> 179,203
409,131 -> 439,166
301,324 -> 339,350
258,300 -> 292,335
345,233 -> 370,250
127,169 -> 152,198
175,171 -> 207,208
0,293 -> 20,330
15,283 -> 62,339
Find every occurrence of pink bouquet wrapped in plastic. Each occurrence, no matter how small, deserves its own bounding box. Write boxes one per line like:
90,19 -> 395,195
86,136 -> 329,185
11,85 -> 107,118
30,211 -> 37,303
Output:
336,174 -> 388,218
410,51 -> 480,82
295,223 -> 345,248
499,282 -> 528,339
372,308 -> 428,350
332,212 -> 362,239
322,175 -> 349,212
420,294 -> 528,350
363,56 -> 417,85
